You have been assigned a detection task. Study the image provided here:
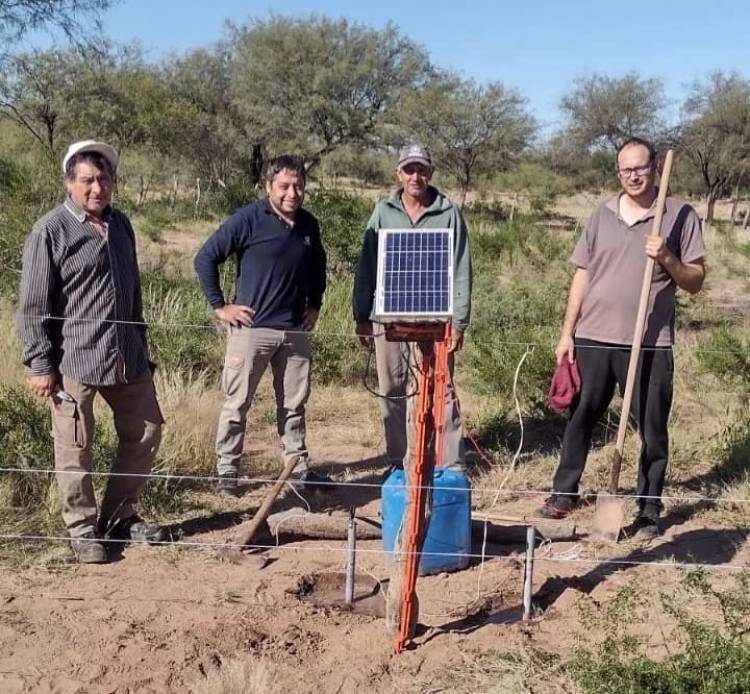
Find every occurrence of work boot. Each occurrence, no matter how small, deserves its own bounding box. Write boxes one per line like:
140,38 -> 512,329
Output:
628,512 -> 660,541
100,515 -> 166,544
70,531 -> 108,564
217,472 -> 241,498
293,467 -> 334,493
536,494 -> 577,519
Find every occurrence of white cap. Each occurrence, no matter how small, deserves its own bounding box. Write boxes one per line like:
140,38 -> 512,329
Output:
62,139 -> 119,175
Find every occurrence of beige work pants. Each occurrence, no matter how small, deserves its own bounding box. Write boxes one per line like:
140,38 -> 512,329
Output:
51,376 -> 163,538
215,326 -> 311,475
373,329 -> 465,468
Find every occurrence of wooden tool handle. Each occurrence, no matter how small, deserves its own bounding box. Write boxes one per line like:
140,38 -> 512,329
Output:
237,455 -> 300,546
610,150 -> 674,493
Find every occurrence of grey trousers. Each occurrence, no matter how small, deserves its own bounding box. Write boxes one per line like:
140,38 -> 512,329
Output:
215,326 -> 311,475
50,376 -> 163,538
373,329 -> 465,468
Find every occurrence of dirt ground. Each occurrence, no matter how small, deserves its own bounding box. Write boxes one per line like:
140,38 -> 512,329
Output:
1,413 -> 747,694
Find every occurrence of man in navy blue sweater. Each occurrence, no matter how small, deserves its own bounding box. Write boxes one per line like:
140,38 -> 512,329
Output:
194,155 -> 328,496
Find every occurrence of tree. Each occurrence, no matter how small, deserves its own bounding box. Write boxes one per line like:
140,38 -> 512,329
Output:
0,48 -> 80,156
395,74 -> 536,206
678,72 -> 750,225
227,15 -> 432,169
163,47 -> 249,184
559,72 -> 666,152
0,0 -> 113,61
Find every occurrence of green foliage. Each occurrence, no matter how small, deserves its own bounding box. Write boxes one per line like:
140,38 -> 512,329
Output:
310,276 -> 362,385
306,190 -> 371,274
494,162 -> 575,214
394,73 -> 536,205
319,146 -> 393,186
0,385 -> 55,507
697,326 -> 750,392
571,576 -> 750,694
559,72 -> 666,152
0,156 -> 60,301
141,273 -> 223,376
463,217 -> 571,406
0,384 -> 117,509
680,72 -> 750,221
227,16 -> 431,166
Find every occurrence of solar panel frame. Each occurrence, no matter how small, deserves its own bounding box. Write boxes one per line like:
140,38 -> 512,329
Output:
374,228 -> 454,321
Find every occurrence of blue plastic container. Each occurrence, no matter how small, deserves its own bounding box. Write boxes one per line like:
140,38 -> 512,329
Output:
381,467 -> 472,575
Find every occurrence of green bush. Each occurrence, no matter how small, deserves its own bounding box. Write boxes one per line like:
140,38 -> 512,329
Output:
571,575 -> 750,694
697,326 -> 750,392
306,190 -> 372,274
141,272 -> 223,376
0,157 -> 60,301
311,276 -> 363,385
463,217 -> 571,406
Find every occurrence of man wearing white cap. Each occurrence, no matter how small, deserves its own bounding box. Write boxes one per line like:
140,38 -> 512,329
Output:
16,139 -> 165,563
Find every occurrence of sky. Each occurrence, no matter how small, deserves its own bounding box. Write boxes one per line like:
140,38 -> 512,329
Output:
22,0 -> 750,134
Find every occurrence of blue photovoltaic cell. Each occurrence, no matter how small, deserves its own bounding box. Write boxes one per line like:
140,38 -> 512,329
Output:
381,230 -> 451,315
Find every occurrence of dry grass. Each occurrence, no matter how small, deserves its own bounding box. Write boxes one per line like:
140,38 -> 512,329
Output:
0,303 -> 23,388
416,646 -> 573,694
188,657 -> 276,694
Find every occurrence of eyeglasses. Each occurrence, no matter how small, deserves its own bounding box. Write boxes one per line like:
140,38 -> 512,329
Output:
617,163 -> 652,178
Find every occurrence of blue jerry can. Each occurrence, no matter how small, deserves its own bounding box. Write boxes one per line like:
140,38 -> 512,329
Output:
381,467 -> 472,575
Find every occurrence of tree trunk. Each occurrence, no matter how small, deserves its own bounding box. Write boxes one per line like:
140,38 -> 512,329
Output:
705,188 -> 719,227
169,175 -> 178,209
137,175 -> 151,207
743,207 -> 750,230
250,143 -> 263,184
730,179 -> 741,224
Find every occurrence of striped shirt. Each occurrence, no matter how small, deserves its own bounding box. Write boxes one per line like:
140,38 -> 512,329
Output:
16,198 -> 151,386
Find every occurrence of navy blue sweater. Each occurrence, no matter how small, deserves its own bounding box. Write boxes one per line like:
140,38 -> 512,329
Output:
194,199 -> 327,329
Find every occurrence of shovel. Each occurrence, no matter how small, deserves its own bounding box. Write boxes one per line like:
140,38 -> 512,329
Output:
236,455 -> 300,548
590,149 -> 675,542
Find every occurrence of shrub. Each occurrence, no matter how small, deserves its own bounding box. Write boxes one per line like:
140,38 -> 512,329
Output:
0,385 -> 118,510
311,276 -> 363,385
697,326 -> 750,392
141,272 -> 223,376
571,574 -> 750,694
306,190 -> 372,275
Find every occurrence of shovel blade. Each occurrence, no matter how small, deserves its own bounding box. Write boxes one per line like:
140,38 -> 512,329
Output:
590,493 -> 625,542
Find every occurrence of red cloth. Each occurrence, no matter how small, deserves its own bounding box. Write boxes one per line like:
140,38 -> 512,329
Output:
548,359 -> 582,413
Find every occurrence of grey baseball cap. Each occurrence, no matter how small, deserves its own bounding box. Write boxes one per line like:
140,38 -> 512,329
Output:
397,144 -> 432,170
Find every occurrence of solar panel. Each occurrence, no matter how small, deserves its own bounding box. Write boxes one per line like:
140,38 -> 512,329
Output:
374,228 -> 453,321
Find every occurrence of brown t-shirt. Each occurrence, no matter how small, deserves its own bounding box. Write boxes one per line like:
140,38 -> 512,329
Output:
571,194 -> 705,346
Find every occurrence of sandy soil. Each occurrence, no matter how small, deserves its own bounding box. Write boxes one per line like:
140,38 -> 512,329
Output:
1,438 -> 746,694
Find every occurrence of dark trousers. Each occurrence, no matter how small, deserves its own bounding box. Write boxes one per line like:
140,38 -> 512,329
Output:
552,338 -> 674,514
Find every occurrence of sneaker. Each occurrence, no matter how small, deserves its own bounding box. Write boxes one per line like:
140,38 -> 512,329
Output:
70,531 -> 108,564
536,494 -> 577,519
101,515 -> 166,544
629,514 -> 660,540
217,472 -> 241,498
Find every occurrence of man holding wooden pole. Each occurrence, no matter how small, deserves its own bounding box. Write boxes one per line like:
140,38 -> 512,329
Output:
537,138 -> 705,539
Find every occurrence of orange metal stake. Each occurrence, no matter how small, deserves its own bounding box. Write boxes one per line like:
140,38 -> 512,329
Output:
393,322 -> 451,653
432,321 -> 452,469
